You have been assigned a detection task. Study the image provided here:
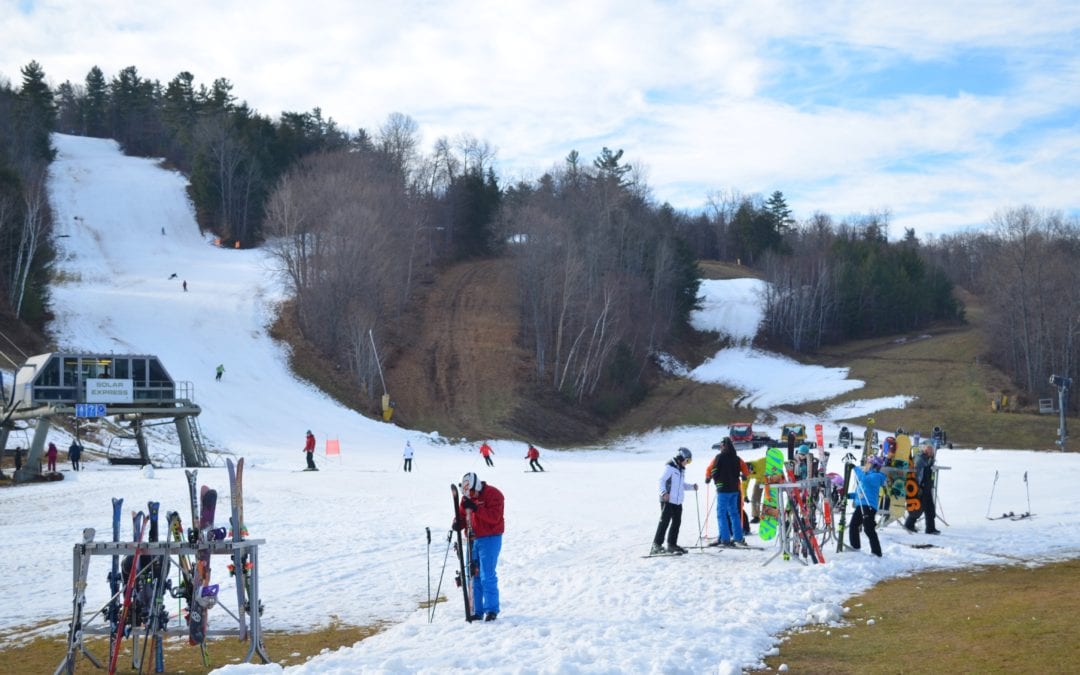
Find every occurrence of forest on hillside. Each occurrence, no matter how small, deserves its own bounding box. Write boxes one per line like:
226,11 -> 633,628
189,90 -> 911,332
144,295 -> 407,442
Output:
1,60 -> 1077,415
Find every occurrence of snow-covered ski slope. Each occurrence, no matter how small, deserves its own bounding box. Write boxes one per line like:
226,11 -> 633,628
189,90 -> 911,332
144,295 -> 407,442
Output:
1,134 -> 1078,674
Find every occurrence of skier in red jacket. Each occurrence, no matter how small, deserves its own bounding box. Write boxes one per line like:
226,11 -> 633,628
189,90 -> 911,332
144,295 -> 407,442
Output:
525,444 -> 544,472
479,441 -> 494,467
456,472 -> 504,621
303,430 -> 317,471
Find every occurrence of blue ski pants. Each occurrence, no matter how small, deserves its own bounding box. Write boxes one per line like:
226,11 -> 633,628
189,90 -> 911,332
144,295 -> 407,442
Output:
470,534 -> 502,616
716,491 -> 744,543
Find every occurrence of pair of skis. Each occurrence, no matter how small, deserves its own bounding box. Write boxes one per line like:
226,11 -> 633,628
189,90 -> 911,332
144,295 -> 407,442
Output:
227,457 -> 252,642
185,469 -> 218,666
107,512 -> 148,674
450,484 -> 475,622
986,470 -> 1035,521
134,502 -> 170,674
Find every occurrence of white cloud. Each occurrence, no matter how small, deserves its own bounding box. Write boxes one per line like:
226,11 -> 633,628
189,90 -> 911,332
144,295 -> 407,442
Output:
2,0 -> 1078,237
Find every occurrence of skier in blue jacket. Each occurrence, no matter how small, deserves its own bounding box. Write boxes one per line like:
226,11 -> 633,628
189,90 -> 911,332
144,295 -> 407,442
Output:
849,455 -> 889,556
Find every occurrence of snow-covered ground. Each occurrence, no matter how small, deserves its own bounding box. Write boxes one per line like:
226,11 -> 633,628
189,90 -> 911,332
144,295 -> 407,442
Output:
1,134 -> 1078,674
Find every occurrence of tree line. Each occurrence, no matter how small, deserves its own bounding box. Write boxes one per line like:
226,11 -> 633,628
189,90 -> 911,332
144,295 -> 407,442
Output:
923,207 -> 1080,409
2,59 -> 1074,415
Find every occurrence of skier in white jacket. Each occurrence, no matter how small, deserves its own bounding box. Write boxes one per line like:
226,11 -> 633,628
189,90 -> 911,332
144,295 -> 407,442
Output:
650,448 -> 698,555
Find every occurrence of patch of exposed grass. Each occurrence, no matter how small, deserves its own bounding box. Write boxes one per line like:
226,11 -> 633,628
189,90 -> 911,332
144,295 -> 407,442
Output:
761,559 -> 1080,674
3,617 -> 383,673
698,260 -> 764,280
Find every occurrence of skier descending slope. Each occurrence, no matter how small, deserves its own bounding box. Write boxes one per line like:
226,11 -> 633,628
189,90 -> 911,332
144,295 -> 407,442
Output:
650,448 -> 699,555
455,472 -> 505,621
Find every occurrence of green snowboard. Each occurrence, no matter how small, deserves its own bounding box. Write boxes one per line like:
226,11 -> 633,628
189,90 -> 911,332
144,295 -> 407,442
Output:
758,448 -> 786,541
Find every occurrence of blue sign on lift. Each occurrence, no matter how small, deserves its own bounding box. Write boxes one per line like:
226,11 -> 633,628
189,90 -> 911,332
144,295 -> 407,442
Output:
75,403 -> 107,418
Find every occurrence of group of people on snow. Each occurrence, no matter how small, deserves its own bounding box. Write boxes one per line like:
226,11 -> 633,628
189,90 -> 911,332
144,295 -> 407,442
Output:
650,435 -> 941,558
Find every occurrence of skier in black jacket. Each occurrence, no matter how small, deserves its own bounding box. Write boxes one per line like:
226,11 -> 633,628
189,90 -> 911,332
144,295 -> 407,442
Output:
904,444 -> 940,534
706,437 -> 747,547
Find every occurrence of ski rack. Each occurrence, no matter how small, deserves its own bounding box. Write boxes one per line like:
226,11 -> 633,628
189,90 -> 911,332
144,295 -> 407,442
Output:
762,477 -> 831,567
55,536 -> 269,674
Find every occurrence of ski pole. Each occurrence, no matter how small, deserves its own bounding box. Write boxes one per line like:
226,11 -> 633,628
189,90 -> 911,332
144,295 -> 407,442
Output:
425,527 -> 432,613
694,488 -> 703,550
986,470 -> 998,518
701,483 -> 715,541
1024,471 -> 1031,516
430,530 -> 453,623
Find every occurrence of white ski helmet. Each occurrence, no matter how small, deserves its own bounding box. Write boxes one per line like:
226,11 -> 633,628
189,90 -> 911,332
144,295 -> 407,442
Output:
461,471 -> 480,493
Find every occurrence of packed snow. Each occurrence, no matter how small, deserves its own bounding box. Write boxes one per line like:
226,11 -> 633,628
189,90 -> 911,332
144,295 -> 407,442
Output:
1,134 -> 1078,674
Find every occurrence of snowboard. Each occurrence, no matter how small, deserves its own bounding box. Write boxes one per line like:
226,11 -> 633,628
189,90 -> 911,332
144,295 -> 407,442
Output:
905,451 -> 923,514
886,459 -> 910,522
758,448 -> 786,541
895,433 -> 913,463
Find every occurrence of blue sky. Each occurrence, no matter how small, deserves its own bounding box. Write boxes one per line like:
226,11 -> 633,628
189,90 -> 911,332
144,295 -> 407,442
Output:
2,0 -> 1078,239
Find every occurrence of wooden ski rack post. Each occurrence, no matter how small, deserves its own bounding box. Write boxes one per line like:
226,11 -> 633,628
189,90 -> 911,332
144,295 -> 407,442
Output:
56,535 -> 269,674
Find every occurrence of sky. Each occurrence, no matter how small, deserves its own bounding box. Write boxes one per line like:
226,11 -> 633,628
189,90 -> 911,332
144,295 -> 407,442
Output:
3,1 -> 1080,239
2,133 -> 1078,674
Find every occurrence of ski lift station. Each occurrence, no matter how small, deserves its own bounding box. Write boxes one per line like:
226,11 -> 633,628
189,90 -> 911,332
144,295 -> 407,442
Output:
1,353 -> 211,482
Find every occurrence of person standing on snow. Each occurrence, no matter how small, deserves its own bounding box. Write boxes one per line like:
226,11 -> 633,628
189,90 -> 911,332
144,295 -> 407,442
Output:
303,430 -> 317,471
705,438 -> 747,547
849,455 -> 888,556
455,472 -> 504,621
46,442 -> 59,473
403,441 -> 414,472
68,439 -> 83,471
215,363 -> 224,381
525,444 -> 544,472
904,444 -> 940,534
794,443 -> 819,479
479,441 -> 494,467
650,447 -> 698,555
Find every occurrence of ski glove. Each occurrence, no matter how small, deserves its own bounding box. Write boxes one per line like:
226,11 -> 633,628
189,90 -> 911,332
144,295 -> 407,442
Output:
452,517 -> 464,532
462,497 -> 477,511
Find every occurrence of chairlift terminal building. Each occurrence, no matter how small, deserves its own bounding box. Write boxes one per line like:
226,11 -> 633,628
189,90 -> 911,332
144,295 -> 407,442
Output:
1,353 -> 210,482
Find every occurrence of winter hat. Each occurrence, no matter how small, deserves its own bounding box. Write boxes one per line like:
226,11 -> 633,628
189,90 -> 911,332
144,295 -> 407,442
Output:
797,444 -> 810,455
461,472 -> 480,493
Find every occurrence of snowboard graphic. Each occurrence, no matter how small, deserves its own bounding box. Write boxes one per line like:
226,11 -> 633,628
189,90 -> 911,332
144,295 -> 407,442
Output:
758,448 -> 786,541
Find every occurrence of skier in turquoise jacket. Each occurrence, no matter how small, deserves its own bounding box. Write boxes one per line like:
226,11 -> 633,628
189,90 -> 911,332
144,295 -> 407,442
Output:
849,455 -> 888,556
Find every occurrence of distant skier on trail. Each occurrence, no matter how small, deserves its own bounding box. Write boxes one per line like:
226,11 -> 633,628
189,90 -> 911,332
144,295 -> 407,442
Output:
303,430 -> 318,471
455,472 -> 504,621
215,363 -> 224,381
68,439 -> 82,471
849,455 -> 888,557
403,441 -> 414,472
525,444 -> 544,472
46,441 -> 58,473
650,447 -> 698,555
479,441 -> 494,467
